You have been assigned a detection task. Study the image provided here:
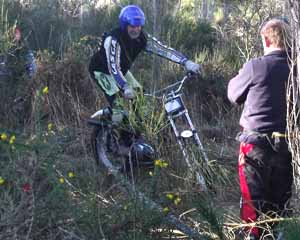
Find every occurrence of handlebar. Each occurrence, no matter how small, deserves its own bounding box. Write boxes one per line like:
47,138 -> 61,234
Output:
145,72 -> 195,98
89,73 -> 196,120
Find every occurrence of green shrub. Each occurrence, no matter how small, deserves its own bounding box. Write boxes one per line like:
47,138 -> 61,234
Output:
162,16 -> 217,56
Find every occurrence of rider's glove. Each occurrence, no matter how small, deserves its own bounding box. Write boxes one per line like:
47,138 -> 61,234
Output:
123,84 -> 135,99
184,60 -> 201,74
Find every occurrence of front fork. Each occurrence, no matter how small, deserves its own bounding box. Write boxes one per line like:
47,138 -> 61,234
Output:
167,109 -> 208,191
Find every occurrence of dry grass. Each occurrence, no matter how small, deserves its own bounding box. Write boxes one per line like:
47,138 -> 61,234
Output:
1,50 -> 300,240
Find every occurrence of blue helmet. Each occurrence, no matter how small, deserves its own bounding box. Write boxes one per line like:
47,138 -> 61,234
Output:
119,5 -> 145,30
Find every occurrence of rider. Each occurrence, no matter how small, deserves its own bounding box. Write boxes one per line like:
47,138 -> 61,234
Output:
88,4 -> 201,107
89,5 -> 201,170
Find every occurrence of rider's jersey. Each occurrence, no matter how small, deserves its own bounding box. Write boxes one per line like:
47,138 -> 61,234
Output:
88,27 -> 187,89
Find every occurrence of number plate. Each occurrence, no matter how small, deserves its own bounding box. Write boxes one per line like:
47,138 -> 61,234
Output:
164,97 -> 183,113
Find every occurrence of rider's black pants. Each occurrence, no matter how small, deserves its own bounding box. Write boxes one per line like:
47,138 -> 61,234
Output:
238,142 -> 293,238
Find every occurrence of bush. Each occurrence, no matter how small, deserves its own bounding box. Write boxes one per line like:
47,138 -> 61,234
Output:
162,16 -> 217,56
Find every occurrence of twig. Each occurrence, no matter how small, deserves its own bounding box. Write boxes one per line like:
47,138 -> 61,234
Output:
58,227 -> 86,240
224,216 -> 300,229
179,208 -> 197,219
111,0 -> 123,8
110,170 -> 206,239
54,165 -> 112,205
25,192 -> 35,240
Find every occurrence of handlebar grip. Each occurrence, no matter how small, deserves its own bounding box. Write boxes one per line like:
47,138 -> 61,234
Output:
186,71 -> 197,78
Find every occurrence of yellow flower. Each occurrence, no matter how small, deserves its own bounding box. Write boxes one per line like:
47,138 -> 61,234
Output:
149,171 -> 153,176
174,197 -> 181,205
166,193 -> 174,200
48,123 -> 53,131
154,159 -> 162,166
163,207 -> 169,213
161,162 -> 168,168
1,133 -> 7,141
155,159 -> 168,168
0,177 -> 5,185
9,135 -> 16,144
42,86 -> 49,94
68,172 -> 75,178
59,177 -> 65,184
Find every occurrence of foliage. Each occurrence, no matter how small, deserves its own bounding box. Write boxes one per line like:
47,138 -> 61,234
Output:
0,121 -> 221,239
0,1 -> 33,129
5,0 -> 118,56
125,91 -> 167,141
0,2 -> 15,50
1,0 -> 299,239
162,14 -> 217,56
217,0 -> 286,61
280,220 -> 300,239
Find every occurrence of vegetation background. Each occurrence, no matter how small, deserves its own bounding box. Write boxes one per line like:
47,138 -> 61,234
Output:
0,0 -> 300,239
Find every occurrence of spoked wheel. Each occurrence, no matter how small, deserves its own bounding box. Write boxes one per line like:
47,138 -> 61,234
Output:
91,125 -> 129,172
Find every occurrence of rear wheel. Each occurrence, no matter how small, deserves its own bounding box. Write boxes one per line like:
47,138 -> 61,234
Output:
91,125 -> 129,172
91,124 -> 155,173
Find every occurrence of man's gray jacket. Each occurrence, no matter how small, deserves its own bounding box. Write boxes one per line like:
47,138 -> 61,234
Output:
227,50 -> 290,134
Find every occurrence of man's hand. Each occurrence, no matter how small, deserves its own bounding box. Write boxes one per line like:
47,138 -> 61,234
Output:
123,85 -> 135,99
184,60 -> 201,74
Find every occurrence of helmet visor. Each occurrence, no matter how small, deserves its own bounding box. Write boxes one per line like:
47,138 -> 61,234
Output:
128,16 -> 145,27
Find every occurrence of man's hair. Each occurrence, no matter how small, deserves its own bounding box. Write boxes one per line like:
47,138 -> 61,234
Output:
260,18 -> 291,49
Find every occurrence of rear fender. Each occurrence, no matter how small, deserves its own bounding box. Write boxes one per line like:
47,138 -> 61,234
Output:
87,118 -> 110,127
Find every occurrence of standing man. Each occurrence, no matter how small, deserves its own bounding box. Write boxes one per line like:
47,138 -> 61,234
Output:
8,27 -> 37,78
227,18 -> 293,240
89,4 -> 200,107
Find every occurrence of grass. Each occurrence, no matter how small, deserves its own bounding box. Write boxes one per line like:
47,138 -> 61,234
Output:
1,54 -> 297,240
0,68 -> 236,239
